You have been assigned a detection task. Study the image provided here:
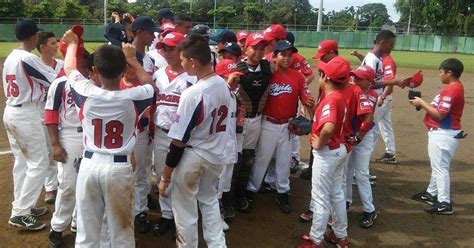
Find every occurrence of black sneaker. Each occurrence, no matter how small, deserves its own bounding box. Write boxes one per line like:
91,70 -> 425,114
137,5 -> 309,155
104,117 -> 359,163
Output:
300,167 -> 312,180
425,201 -> 453,215
135,212 -> 151,234
8,215 -> 45,230
290,157 -> 299,173
246,191 -> 256,209
31,206 -> 48,217
153,217 -> 175,235
360,211 -> 378,228
147,194 -> 157,210
370,180 -> 376,187
375,153 -> 398,164
48,229 -> 63,247
259,182 -> 273,193
346,201 -> 351,210
276,193 -> 291,214
412,191 -> 437,205
221,205 -> 235,221
369,174 -> 377,181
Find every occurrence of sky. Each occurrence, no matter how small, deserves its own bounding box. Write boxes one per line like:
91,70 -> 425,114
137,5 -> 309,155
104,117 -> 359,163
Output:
309,0 -> 400,21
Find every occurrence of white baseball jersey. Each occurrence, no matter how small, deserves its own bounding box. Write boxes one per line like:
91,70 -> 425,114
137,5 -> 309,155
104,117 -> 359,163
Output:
147,49 -> 168,72
142,52 -> 156,75
2,49 -> 57,106
39,59 -> 64,102
153,66 -> 197,130
44,75 -> 81,129
223,90 -> 238,165
361,51 -> 384,95
69,70 -> 155,155
168,75 -> 233,165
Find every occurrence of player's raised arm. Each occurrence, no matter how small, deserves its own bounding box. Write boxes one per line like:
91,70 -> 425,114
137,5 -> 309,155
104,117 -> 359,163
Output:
122,43 -> 153,85
62,30 -> 79,76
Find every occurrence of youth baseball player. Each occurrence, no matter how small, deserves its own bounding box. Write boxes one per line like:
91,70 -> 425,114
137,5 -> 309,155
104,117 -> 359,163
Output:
62,31 -> 155,246
410,58 -> 465,214
45,50 -> 90,246
263,24 -> 286,58
131,16 -> 161,75
4,19 -> 58,230
158,34 -> 231,247
247,40 -> 313,214
232,33 -> 271,213
298,56 -> 350,248
152,32 -> 196,236
37,31 -> 64,204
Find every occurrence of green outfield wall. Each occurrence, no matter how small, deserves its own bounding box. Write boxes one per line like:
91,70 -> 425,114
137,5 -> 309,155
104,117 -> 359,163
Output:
1,24 -> 472,54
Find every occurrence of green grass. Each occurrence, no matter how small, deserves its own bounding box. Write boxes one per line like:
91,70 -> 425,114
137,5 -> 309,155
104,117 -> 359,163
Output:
298,47 -> 474,73
0,42 -> 472,72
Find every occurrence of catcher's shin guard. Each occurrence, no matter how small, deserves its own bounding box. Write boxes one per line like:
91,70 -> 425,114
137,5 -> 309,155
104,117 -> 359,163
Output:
235,149 -> 255,199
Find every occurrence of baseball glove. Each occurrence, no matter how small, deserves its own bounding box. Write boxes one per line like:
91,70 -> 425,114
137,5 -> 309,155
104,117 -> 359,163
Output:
288,116 -> 312,136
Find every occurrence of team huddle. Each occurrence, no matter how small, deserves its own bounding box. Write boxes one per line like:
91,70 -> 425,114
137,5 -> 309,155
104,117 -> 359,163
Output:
2,7 -> 466,248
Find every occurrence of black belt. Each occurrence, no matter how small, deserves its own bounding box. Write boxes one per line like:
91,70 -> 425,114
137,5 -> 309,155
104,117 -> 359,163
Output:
245,112 -> 261,118
77,127 -> 83,133
83,150 -> 128,163
9,104 -> 22,107
186,145 -> 193,149
158,126 -> 169,133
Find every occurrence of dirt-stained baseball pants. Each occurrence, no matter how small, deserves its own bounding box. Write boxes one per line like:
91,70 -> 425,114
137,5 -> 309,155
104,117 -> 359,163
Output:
133,130 -> 153,216
154,127 -> 174,219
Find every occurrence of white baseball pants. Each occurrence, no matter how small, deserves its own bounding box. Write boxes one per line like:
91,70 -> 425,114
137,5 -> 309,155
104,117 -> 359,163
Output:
291,134 -> 301,161
133,130 -> 153,216
4,104 -> 49,217
372,95 -> 396,155
426,129 -> 460,203
75,153 -> 134,248
247,119 -> 292,193
218,163 -> 234,199
237,115 -> 262,150
43,124 -> 58,192
345,129 -> 375,213
153,127 -> 174,219
310,145 -> 348,243
50,128 -> 83,232
171,148 -> 226,248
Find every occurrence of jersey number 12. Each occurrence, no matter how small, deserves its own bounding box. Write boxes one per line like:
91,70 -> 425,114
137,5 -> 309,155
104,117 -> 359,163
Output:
92,119 -> 124,149
209,105 -> 228,134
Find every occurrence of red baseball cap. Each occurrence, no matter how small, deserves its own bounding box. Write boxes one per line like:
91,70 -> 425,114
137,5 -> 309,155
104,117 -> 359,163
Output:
215,59 -> 244,78
59,25 -> 85,59
245,32 -> 268,48
156,32 -> 185,49
263,24 -> 286,41
160,23 -> 176,36
236,31 -> 248,42
312,40 -> 338,59
408,70 -> 423,88
317,56 -> 351,84
351,65 -> 375,82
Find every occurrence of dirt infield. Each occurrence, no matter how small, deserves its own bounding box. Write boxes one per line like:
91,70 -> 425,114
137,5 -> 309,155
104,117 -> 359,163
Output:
0,65 -> 473,247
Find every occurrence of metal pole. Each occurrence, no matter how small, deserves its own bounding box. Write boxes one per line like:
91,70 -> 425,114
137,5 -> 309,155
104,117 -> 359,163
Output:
213,0 -> 217,30
407,8 -> 412,34
317,0 -> 323,32
104,0 -> 107,27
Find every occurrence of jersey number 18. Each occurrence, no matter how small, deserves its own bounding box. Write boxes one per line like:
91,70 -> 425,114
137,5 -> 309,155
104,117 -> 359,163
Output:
92,119 -> 124,149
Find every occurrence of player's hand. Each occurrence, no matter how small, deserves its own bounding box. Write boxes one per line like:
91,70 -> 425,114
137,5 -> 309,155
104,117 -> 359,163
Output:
377,96 -> 385,107
159,179 -> 170,198
122,43 -> 137,61
409,96 -> 423,107
393,78 -> 407,88
350,50 -> 360,57
310,133 -> 320,150
305,96 -> 315,108
227,72 -> 241,85
62,30 -> 79,45
52,145 -> 68,163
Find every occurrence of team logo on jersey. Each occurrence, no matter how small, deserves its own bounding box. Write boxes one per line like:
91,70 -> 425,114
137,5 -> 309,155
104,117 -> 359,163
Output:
442,96 -> 451,102
321,104 -> 330,119
252,79 -> 262,86
269,83 -> 292,96
439,102 -> 451,112
360,101 -> 372,110
172,85 -> 184,94
359,94 -> 367,100
227,63 -> 238,71
304,62 -> 311,70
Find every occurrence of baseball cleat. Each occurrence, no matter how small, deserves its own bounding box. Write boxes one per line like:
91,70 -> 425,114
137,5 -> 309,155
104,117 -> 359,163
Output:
70,225 -> 77,233
221,218 -> 230,232
147,194 -> 157,210
221,205 -> 235,221
297,234 -> 323,248
369,174 -> 377,181
299,210 -> 313,222
375,153 -> 398,164
246,191 -> 256,209
135,212 -> 151,234
323,229 -> 349,248
31,206 -> 48,217
153,217 -> 175,235
412,191 -> 437,205
259,182 -> 274,193
370,180 -> 376,187
290,157 -> 299,173
360,211 -> 378,228
44,190 -> 57,204
235,197 -> 251,213
8,215 -> 46,230
48,229 -> 63,248
276,192 -> 291,214
424,201 -> 453,215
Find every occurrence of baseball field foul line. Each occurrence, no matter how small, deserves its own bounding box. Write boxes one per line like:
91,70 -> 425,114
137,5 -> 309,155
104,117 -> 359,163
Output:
0,150 -> 13,156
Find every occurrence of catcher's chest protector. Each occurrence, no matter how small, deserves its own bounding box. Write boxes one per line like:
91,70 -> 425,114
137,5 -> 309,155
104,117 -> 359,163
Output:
236,60 -> 271,114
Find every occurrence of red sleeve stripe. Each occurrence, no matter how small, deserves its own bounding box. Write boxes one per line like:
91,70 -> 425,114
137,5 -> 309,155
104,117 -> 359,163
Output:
44,109 -> 60,125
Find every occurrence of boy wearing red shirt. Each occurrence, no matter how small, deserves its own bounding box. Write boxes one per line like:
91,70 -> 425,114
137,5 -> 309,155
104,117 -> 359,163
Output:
410,58 -> 465,215
247,40 -> 313,214
298,56 -> 350,248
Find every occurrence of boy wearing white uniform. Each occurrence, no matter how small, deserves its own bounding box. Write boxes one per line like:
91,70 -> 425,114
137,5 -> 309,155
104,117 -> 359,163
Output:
152,31 -> 196,236
159,34 -> 231,248
4,19 -> 58,230
62,31 -> 155,246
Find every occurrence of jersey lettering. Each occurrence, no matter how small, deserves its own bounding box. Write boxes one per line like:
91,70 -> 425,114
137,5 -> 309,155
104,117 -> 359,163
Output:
209,105 -> 228,134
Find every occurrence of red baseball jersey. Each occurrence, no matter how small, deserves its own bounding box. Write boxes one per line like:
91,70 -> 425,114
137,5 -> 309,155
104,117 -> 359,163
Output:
355,88 -> 378,131
290,53 -> 313,77
382,55 -> 397,81
340,83 -> 373,137
423,81 -> 464,130
311,91 -> 347,149
120,78 -> 141,90
263,68 -> 310,120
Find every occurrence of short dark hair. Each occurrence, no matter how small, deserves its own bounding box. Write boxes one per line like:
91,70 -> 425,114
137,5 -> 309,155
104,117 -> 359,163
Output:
439,58 -> 464,78
175,14 -> 191,24
36,32 -> 56,53
375,30 -> 396,42
178,34 -> 211,65
86,52 -> 94,72
93,45 -> 126,79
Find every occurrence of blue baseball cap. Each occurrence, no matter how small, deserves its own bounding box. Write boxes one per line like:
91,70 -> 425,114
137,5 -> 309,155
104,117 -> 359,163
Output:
210,30 -> 237,43
15,18 -> 42,40
286,32 -> 295,46
274,40 -> 298,53
131,16 -> 162,33
218,42 -> 242,57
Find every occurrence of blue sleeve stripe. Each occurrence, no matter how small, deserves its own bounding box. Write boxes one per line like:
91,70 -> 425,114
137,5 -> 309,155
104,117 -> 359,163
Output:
182,99 -> 203,143
70,87 -> 87,107
21,61 -> 51,84
52,81 -> 66,111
